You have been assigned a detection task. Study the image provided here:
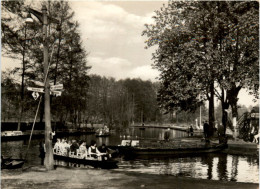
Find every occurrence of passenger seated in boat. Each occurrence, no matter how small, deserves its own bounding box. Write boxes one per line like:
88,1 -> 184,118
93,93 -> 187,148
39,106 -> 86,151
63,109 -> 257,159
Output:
104,125 -> 109,133
78,141 -> 88,158
53,138 -> 61,153
98,144 -> 111,159
70,140 -> 79,155
88,140 -> 101,158
68,140 -> 72,146
253,133 -> 259,143
60,138 -> 70,155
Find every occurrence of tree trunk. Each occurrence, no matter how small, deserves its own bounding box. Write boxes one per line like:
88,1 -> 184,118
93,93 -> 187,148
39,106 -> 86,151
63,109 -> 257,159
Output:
227,86 -> 240,119
221,102 -> 227,136
208,82 -> 215,136
17,27 -> 28,131
43,5 -> 54,170
39,96 -> 45,123
17,102 -> 23,131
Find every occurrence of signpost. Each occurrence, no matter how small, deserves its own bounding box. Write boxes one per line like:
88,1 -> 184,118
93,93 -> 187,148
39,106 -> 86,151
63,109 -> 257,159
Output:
27,87 -> 44,93
50,84 -> 63,91
50,91 -> 62,96
28,84 -> 63,97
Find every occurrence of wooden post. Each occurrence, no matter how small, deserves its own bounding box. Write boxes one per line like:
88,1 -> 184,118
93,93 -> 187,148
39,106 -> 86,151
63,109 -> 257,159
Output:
42,5 -> 54,170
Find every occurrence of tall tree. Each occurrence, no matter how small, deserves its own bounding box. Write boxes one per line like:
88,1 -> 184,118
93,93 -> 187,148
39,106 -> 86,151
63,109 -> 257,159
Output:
143,1 -> 259,135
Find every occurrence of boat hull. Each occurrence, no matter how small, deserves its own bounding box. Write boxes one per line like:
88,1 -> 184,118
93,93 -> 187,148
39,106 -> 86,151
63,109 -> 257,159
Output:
112,143 -> 227,158
95,134 -> 110,137
53,154 -> 118,169
1,159 -> 25,169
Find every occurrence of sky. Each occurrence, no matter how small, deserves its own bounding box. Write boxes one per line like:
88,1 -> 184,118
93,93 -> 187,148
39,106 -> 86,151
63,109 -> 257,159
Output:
1,1 -> 258,107
69,1 -> 164,81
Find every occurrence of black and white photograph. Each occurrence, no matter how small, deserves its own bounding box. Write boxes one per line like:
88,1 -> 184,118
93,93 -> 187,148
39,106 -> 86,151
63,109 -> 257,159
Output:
1,0 -> 259,188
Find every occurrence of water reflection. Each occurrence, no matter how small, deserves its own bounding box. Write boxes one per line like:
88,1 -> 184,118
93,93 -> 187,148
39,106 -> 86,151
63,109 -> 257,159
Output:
130,127 -> 188,140
117,153 -> 258,183
217,153 -> 228,180
230,155 -> 238,181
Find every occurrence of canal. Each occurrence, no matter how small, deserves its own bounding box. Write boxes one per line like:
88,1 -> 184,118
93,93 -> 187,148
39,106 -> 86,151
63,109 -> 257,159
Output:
1,127 -> 259,184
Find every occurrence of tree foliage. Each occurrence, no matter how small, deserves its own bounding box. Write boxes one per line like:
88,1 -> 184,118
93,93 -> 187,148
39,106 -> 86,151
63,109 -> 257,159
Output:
142,1 -> 259,132
1,1 -> 90,125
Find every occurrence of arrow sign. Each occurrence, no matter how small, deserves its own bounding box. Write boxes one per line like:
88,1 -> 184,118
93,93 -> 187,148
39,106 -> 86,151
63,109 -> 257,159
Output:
28,87 -> 44,93
50,84 -> 63,91
50,91 -> 62,96
29,80 -> 44,87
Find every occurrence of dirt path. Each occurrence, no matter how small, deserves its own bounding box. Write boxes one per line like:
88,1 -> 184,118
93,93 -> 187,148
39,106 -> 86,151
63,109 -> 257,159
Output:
1,166 -> 258,189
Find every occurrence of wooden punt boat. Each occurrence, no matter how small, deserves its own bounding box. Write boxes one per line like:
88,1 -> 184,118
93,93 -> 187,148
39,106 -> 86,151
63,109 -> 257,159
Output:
110,140 -> 227,158
1,158 -> 25,169
53,153 -> 118,169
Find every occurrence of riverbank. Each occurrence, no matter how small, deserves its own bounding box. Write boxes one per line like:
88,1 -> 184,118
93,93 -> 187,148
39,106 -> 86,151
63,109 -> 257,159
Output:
1,166 -> 258,189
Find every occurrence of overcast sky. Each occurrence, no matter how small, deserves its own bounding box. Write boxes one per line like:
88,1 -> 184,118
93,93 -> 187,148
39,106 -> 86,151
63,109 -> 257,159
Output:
69,1 -> 164,81
1,1 -> 258,107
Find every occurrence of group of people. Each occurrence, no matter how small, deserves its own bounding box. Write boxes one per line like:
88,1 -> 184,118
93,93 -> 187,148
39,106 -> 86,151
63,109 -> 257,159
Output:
53,138 -> 111,160
96,125 -> 109,135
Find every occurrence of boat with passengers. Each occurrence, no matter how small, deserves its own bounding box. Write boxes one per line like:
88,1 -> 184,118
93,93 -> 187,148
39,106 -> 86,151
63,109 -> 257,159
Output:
53,139 -> 118,169
53,151 -> 118,169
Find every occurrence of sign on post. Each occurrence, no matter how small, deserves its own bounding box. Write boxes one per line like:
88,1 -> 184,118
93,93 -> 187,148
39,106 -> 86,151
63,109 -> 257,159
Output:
30,80 -> 44,87
32,92 -> 40,100
28,87 -> 44,93
50,91 -> 62,96
50,84 -> 63,91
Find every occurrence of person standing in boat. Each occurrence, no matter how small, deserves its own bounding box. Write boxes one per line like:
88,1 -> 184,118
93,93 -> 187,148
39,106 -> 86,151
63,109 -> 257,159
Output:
203,121 -> 209,139
189,125 -> 194,136
39,140 -> 45,165
88,140 -> 101,158
164,128 -> 170,141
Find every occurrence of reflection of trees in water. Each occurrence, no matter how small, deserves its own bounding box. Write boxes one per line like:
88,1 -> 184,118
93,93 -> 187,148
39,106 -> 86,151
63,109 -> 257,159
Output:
158,157 -> 197,177
230,155 -> 238,181
158,158 -> 172,175
201,154 -> 214,179
200,154 -> 230,181
217,154 -> 228,181
246,156 -> 259,166
96,137 -> 109,146
132,128 -> 187,140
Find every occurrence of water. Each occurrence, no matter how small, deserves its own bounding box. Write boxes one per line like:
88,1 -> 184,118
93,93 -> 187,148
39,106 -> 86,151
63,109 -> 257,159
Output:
116,154 -> 259,183
1,127 -> 259,183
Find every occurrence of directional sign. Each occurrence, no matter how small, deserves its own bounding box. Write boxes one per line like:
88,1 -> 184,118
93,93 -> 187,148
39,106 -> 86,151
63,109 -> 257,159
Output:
50,84 -> 63,91
28,87 -> 44,93
50,91 -> 62,96
30,80 -> 44,87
